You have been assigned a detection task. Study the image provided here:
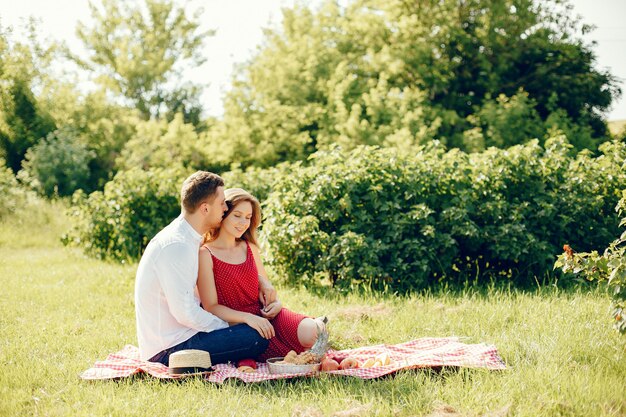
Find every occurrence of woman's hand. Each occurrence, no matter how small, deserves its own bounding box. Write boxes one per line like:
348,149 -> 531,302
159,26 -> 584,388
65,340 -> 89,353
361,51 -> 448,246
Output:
260,300 -> 282,320
245,313 -> 275,339
259,278 -> 277,308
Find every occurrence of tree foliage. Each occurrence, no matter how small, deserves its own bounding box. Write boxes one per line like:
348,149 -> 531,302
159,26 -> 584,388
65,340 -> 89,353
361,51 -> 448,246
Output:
41,86 -> 140,190
0,158 -> 31,219
208,0 -> 620,168
18,128 -> 95,197
0,19 -> 141,189
75,0 -> 211,123
0,23 -> 56,173
115,113 -> 210,172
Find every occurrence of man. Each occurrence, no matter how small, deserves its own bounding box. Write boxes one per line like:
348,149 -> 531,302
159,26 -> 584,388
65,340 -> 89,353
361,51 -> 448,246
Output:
135,171 -> 272,364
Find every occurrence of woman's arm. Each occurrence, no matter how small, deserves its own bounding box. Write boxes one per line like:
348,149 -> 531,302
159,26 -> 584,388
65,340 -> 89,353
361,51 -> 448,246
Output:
197,247 -> 274,339
249,243 -> 282,319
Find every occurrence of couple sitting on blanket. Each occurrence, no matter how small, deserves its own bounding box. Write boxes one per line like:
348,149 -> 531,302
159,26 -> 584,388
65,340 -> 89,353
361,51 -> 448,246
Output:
135,171 -> 326,366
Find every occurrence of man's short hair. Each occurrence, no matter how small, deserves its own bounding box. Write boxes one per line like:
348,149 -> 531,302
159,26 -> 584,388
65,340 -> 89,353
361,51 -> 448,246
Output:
180,171 -> 224,213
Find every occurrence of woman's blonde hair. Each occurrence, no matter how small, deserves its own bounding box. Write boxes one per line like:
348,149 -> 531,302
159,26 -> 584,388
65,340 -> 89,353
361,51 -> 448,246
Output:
204,188 -> 261,245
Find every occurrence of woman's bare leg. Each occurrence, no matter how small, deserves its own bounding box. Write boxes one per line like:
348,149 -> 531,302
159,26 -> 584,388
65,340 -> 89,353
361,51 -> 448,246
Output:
297,317 -> 327,348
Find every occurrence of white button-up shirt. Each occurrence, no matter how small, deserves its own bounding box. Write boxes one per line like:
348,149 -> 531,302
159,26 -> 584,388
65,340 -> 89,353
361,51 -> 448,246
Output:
135,214 -> 228,360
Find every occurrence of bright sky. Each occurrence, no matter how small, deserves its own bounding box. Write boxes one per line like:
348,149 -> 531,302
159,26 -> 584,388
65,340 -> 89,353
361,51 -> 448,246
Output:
1,0 -> 625,120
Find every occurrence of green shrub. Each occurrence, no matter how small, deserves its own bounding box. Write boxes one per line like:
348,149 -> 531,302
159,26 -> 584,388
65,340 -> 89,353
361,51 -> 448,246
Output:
261,143 -> 460,291
17,128 -> 94,197
262,137 -> 626,291
0,158 -> 29,219
65,162 -> 287,261
555,191 -> 626,334
458,137 -> 625,278
63,167 -> 185,261
66,135 -> 626,288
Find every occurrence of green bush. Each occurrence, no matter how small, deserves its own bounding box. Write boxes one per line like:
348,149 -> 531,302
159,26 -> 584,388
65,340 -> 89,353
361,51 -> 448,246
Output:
66,135 -> 626,288
555,191 -> 626,334
64,162 -> 286,261
262,143 -> 459,291
452,137 -> 625,282
262,136 -> 626,291
0,158 -> 30,219
17,129 -> 94,197
63,167 -> 185,261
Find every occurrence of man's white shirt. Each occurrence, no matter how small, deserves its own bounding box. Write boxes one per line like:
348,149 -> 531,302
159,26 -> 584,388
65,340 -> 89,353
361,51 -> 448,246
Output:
135,214 -> 228,361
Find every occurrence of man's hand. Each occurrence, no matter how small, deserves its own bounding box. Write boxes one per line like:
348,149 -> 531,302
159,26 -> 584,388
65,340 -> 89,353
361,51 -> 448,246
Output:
258,276 -> 277,308
260,300 -> 282,320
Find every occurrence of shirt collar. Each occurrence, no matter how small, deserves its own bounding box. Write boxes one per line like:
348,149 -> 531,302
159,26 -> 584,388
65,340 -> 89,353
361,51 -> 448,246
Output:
179,214 -> 204,246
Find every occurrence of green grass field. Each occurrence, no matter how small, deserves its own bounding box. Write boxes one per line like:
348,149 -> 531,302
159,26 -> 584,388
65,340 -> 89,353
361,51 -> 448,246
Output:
1,201 -> 625,416
608,119 -> 626,136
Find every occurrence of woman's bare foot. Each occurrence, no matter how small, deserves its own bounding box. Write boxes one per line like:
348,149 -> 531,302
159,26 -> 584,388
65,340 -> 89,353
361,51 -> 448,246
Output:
314,316 -> 328,333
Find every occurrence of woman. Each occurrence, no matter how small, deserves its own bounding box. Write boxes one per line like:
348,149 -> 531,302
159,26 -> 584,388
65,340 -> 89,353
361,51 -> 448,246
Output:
197,188 -> 326,361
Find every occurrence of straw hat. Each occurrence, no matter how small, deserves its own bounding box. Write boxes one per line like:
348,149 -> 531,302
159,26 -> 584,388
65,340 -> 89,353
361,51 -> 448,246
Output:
168,349 -> 212,375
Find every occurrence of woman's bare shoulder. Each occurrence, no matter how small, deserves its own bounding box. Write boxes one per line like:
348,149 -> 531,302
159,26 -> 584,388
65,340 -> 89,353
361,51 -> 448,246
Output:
248,242 -> 264,261
198,245 -> 214,264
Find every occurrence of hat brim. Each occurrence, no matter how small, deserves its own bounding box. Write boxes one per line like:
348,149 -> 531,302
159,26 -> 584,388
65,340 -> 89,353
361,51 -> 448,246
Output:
168,366 -> 214,376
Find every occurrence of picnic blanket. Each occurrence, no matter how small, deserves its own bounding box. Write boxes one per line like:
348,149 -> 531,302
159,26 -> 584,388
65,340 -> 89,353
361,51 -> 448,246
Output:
80,337 -> 506,383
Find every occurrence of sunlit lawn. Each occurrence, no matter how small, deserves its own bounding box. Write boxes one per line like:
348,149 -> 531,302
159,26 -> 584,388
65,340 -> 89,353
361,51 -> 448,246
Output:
1,201 -> 625,416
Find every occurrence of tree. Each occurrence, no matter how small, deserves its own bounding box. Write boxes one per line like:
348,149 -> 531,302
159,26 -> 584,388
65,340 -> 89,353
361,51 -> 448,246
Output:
0,19 -> 137,187
40,84 -> 140,190
18,128 -> 95,197
115,113 -> 210,172
75,0 -> 212,123
208,0 -> 620,168
0,22 -> 56,173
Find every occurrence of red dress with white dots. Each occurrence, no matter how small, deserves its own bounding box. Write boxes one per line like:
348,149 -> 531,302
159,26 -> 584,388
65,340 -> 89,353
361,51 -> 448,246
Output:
206,241 -> 308,361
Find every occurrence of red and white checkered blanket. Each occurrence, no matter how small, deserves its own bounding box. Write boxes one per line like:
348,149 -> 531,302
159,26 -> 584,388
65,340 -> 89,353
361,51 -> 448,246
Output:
80,337 -> 506,383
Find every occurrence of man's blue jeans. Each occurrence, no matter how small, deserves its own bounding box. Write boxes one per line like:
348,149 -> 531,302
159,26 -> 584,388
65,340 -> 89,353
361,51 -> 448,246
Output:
149,324 -> 269,366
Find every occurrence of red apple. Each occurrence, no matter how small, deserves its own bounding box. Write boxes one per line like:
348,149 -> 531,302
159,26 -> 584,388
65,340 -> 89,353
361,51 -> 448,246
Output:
236,359 -> 257,369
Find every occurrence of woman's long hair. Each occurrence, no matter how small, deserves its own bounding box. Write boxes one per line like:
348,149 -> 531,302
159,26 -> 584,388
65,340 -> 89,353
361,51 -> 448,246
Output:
203,188 -> 261,245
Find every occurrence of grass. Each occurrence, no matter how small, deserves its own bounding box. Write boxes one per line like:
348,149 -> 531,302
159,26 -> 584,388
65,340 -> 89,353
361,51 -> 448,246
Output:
1,200 -> 625,416
608,119 -> 625,137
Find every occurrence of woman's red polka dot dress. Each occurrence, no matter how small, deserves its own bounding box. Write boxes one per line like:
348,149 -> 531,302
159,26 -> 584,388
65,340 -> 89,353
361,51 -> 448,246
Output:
206,241 -> 308,361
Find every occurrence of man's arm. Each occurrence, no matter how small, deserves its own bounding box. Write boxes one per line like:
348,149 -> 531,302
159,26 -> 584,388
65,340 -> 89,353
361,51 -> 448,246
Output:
156,243 -> 228,332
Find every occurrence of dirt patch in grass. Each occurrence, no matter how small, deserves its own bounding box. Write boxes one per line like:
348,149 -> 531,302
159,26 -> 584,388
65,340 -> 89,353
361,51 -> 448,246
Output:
331,402 -> 372,416
426,404 -> 464,416
335,303 -> 393,320
292,406 -> 323,417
